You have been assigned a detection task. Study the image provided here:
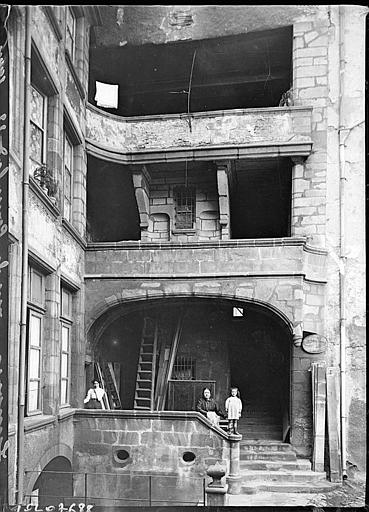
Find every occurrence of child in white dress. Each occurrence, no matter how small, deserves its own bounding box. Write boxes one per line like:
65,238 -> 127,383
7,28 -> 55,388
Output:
225,387 -> 242,435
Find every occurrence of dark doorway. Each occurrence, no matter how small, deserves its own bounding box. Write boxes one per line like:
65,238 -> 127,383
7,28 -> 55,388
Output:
31,456 -> 73,506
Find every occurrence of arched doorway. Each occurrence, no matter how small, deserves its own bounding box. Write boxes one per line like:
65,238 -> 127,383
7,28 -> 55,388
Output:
30,457 -> 73,506
88,298 -> 291,439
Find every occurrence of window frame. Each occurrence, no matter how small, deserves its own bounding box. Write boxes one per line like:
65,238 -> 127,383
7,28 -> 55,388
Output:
26,266 -> 46,416
65,6 -> 77,62
29,83 -> 48,173
60,285 -> 73,406
173,186 -> 196,230
63,131 -> 74,222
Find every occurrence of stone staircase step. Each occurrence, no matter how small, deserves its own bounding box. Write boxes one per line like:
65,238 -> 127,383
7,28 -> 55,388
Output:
240,441 -> 292,451
241,480 -> 339,495
241,451 -> 297,461
240,459 -> 311,471
242,434 -> 283,440
240,470 -> 327,484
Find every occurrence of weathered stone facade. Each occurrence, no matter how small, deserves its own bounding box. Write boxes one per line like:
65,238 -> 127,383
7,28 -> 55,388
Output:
6,3 -> 367,506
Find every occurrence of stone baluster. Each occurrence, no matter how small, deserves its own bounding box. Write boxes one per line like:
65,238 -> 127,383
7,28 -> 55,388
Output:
205,461 -> 228,506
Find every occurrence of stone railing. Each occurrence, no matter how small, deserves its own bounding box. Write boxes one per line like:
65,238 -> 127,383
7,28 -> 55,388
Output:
86,104 -> 313,163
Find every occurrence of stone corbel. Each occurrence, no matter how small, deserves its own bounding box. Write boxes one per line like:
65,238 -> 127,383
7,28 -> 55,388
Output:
292,323 -> 303,347
131,165 -> 150,240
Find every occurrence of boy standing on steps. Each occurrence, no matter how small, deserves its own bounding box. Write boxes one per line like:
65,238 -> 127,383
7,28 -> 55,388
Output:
225,386 -> 242,435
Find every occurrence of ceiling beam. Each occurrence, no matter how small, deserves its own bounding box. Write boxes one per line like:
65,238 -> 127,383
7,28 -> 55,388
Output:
121,71 -> 288,96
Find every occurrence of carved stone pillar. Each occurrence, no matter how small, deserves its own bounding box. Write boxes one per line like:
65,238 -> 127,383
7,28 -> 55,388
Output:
131,165 -> 150,241
290,156 -> 305,237
206,461 -> 228,505
216,160 -> 232,240
227,433 -> 242,494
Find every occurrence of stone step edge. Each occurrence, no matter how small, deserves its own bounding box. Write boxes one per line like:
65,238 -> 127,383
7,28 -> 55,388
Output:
240,460 -> 311,469
240,482 -> 340,494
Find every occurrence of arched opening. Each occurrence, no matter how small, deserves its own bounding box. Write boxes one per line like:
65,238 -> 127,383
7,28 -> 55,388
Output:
88,298 -> 291,440
30,456 -> 73,507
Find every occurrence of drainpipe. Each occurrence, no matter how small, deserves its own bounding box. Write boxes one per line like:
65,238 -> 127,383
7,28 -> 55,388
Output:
337,5 -> 348,480
16,5 -> 31,504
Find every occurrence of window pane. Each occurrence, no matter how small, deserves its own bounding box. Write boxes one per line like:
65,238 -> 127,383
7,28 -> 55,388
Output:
61,288 -> 71,318
29,348 -> 40,378
30,270 -> 43,305
28,381 -> 40,411
64,169 -> 71,198
64,136 -> 72,170
61,379 -> 68,404
30,122 -> 43,165
29,314 -> 41,347
61,324 -> 69,351
30,86 -> 44,127
61,353 -> 69,378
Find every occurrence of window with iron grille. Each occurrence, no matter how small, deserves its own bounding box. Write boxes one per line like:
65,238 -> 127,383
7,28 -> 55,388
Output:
174,186 -> 196,229
172,356 -> 195,380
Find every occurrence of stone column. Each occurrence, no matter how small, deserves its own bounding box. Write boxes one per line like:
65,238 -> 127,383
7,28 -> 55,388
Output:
290,156 -> 305,237
131,165 -> 150,241
216,160 -> 232,240
227,433 -> 242,494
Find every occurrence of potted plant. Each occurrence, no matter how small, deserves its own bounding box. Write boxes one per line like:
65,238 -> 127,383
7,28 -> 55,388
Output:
33,165 -> 58,202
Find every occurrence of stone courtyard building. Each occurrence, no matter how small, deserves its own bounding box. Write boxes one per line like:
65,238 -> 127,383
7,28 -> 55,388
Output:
3,4 -> 367,507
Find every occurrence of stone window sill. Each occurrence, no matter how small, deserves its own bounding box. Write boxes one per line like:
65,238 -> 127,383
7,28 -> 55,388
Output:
29,176 -> 60,218
172,229 -> 196,235
62,217 -> 86,249
24,414 -> 56,432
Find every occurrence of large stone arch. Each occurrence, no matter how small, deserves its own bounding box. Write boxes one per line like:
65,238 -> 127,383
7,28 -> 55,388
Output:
86,292 -> 295,352
24,443 -> 73,498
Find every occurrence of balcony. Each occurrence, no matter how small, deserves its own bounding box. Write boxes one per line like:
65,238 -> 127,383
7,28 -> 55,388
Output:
85,238 -> 326,283
86,104 -> 313,164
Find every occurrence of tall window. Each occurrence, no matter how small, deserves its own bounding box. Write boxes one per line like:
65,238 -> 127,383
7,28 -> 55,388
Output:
60,286 -> 72,405
174,186 -> 196,229
65,7 -> 76,61
30,84 -> 47,174
27,266 -> 46,414
63,132 -> 73,222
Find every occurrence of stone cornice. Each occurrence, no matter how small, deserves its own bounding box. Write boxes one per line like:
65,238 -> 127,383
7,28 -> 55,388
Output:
86,139 -> 313,165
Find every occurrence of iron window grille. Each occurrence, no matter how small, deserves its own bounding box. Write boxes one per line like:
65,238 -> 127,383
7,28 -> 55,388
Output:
172,356 -> 195,380
174,186 -> 196,229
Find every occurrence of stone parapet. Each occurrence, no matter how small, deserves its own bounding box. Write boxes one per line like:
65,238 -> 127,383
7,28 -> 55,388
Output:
86,104 -> 312,163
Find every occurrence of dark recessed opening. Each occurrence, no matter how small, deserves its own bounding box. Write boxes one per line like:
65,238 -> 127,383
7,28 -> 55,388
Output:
116,449 -> 130,461
87,155 -> 140,242
182,451 -> 196,463
230,158 -> 292,239
89,27 -> 292,117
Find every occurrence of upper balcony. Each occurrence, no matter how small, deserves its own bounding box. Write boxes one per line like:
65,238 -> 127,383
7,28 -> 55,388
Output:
87,25 -> 312,163
86,104 -> 313,164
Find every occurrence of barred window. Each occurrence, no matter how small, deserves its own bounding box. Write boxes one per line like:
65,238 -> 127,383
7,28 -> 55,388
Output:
172,356 -> 195,380
174,186 -> 195,229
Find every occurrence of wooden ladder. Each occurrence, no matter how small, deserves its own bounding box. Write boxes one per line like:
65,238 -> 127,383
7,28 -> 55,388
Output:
133,317 -> 158,411
154,311 -> 183,411
99,361 -> 122,409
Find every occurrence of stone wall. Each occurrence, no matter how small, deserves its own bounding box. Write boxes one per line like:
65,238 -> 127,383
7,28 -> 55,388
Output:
73,410 -> 229,504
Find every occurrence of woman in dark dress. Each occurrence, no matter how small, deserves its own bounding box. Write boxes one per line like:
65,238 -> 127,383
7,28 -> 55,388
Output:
196,387 -> 225,425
